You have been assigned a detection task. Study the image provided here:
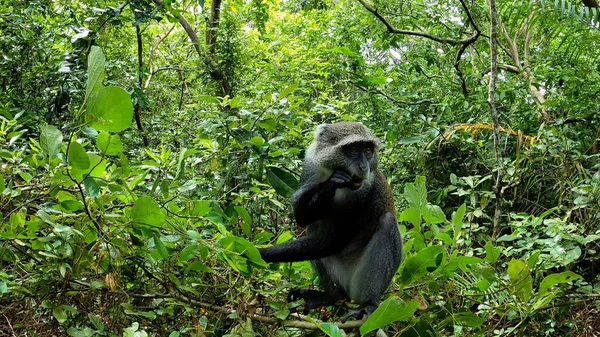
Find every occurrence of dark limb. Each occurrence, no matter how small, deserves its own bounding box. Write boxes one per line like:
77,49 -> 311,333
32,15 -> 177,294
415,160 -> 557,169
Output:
294,170 -> 352,226
342,303 -> 378,321
288,289 -> 345,314
259,232 -> 348,263
344,213 -> 403,320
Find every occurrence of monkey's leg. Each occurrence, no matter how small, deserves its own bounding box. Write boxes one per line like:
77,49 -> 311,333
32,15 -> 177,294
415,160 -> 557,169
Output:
288,260 -> 346,314
344,212 -> 403,321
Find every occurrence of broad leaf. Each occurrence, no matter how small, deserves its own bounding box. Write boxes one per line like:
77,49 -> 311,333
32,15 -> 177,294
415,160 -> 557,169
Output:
484,241 -> 502,263
40,125 -> 63,158
507,259 -> 533,303
266,166 -> 298,198
537,271 -> 581,297
68,142 -> 90,170
400,245 -> 445,286
86,45 -> 105,101
132,196 -> 165,227
234,206 -> 252,237
96,132 -> 123,156
86,86 -> 133,132
360,297 -> 419,335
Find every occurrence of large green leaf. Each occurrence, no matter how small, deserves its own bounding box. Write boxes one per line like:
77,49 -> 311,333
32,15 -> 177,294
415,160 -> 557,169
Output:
86,45 -> 105,101
86,86 -> 133,132
507,259 -> 533,303
266,166 -> 298,198
400,245 -> 445,286
360,297 -> 419,335
234,206 -> 252,237
484,241 -> 502,263
537,271 -> 581,297
422,204 -> 446,225
403,176 -> 427,210
96,132 -> 123,156
40,125 -> 63,158
132,196 -> 165,227
68,142 -> 90,170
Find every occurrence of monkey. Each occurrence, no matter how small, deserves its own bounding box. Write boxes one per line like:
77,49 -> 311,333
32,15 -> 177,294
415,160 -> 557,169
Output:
259,122 -> 403,319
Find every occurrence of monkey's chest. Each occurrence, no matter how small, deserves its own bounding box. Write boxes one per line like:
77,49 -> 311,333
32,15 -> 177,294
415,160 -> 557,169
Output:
317,241 -> 368,301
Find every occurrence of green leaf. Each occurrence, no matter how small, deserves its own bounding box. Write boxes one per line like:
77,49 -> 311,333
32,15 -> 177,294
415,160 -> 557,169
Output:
185,261 -> 214,273
404,176 -> 427,210
132,196 -> 165,227
304,317 -> 341,337
86,46 -> 105,101
266,166 -> 298,198
192,201 -> 212,216
197,95 -> 220,104
318,323 -> 341,337
400,245 -> 445,286
507,259 -> 533,303
484,241 -> 502,263
67,327 -> 95,337
537,271 -> 581,297
153,234 -> 169,260
399,207 -> 421,228
61,200 -> 83,212
96,132 -> 123,155
249,136 -> 265,146
40,125 -> 63,158
86,86 -> 133,132
280,83 -> 298,98
528,250 -> 541,269
83,178 -> 100,199
360,297 -> 419,335
68,142 -> 90,170
175,147 -> 187,180
220,236 -> 268,271
422,204 -> 445,225
53,307 -> 68,324
234,206 -> 252,237
452,203 -> 466,242
179,244 -> 200,262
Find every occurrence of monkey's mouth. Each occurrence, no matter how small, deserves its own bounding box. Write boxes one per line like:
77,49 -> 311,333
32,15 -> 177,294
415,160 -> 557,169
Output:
349,179 -> 363,190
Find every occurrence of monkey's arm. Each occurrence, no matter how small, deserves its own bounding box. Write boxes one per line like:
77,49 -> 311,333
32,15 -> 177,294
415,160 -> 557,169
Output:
259,231 -> 348,263
293,170 -> 351,227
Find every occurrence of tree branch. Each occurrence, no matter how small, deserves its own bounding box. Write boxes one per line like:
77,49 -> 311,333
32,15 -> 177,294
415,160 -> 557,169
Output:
357,0 -> 479,45
488,0 -> 504,241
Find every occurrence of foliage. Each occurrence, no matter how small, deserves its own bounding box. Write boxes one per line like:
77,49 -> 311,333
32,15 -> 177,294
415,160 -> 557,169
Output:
1,0 -> 599,336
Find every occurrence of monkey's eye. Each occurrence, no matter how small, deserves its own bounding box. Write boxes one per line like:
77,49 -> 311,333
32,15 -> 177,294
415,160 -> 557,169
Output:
364,147 -> 373,156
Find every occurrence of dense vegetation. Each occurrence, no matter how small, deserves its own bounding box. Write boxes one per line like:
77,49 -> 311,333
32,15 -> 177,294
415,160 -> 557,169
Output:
1,0 -> 599,336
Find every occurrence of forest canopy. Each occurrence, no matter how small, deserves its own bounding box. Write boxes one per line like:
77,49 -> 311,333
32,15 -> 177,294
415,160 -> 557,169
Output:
0,0 -> 599,336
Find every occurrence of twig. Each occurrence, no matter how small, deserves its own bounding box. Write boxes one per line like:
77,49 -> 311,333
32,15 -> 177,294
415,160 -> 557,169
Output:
488,0 -> 504,241
357,0 -> 479,46
131,293 -> 366,330
3,314 -> 16,337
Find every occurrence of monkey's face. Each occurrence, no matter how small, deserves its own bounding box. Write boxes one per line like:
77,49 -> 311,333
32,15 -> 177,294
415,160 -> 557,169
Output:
341,141 -> 377,190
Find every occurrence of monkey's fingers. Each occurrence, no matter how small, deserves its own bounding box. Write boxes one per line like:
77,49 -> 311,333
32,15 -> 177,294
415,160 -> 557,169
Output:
341,304 -> 376,322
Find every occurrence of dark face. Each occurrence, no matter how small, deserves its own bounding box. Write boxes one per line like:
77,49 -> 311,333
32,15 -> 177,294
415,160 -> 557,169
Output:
342,141 -> 376,190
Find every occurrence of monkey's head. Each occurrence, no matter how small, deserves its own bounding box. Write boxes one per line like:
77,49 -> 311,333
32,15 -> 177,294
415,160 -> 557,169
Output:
307,122 -> 380,190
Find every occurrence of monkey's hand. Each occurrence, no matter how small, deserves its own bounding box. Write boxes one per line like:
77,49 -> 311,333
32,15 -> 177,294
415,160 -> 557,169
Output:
329,169 -> 354,189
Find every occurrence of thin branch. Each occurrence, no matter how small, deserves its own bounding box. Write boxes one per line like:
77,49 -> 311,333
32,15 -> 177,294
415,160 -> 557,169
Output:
350,81 -> 431,105
357,0 -> 479,45
144,24 -> 176,89
488,0 -> 504,241
131,293 -> 366,330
